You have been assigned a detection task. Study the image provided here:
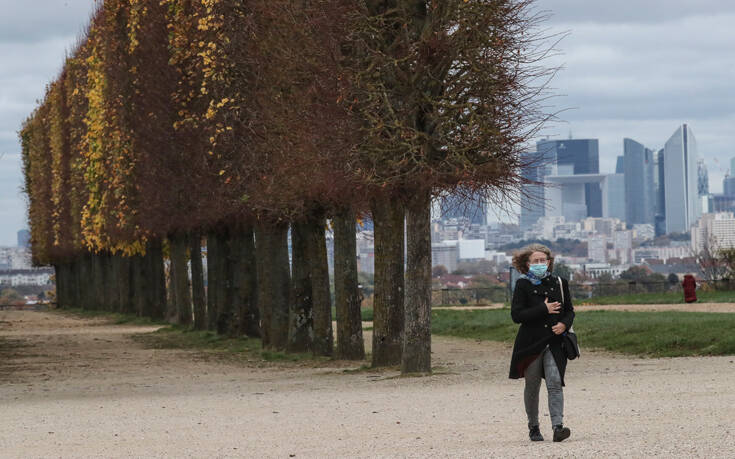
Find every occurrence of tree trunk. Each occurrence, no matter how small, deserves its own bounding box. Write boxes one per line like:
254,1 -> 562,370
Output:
288,221 -> 313,353
231,225 -> 260,337
146,239 -> 167,320
215,231 -> 234,335
170,232 -> 192,325
333,209 -> 365,360
255,222 -> 290,350
307,216 -> 333,357
402,190 -> 432,374
371,197 -> 405,367
206,232 -> 220,331
130,254 -> 145,316
189,232 -> 207,330
116,255 -> 132,314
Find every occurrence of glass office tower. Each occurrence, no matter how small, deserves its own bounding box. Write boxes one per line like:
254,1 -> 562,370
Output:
663,124 -> 700,234
623,138 -> 656,226
536,138 -> 601,218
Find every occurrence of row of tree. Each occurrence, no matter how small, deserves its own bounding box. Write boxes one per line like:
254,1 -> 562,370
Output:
21,0 -> 548,374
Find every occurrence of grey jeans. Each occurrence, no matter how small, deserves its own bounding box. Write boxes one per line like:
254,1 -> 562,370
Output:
524,347 -> 564,428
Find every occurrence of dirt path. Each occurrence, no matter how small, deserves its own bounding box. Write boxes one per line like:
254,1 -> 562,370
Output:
435,302 -> 735,313
2,309 -> 735,458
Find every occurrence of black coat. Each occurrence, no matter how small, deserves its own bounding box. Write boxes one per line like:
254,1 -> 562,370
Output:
508,275 -> 575,386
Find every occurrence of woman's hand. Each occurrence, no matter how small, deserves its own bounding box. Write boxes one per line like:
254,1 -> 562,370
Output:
551,322 -> 567,335
545,297 -> 561,314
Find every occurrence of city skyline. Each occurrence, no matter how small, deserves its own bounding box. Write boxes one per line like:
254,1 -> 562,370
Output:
2,1 -> 735,244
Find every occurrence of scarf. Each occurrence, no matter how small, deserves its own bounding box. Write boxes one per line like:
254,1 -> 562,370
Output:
520,270 -> 550,286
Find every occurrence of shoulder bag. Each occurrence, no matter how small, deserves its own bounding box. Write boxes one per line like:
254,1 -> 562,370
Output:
558,276 -> 580,360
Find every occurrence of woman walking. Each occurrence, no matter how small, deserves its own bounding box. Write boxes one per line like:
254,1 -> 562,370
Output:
682,274 -> 697,303
509,244 -> 575,442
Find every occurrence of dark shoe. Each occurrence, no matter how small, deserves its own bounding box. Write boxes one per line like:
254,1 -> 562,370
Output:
553,424 -> 571,442
529,425 -> 544,442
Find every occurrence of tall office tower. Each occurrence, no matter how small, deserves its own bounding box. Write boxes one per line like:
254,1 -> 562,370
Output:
615,156 -> 625,174
654,149 -> 666,236
536,138 -> 601,217
731,157 -> 735,175
17,229 -> 30,248
439,192 -> 487,225
697,160 -> 709,196
623,138 -> 655,226
724,175 -> 735,196
602,173 -> 626,221
664,124 -> 700,233
519,150 -> 552,228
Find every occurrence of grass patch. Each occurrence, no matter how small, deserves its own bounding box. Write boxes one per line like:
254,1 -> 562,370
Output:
54,308 -> 168,326
331,306 -> 373,322
432,308 -> 735,357
131,325 -> 328,363
580,289 -> 735,305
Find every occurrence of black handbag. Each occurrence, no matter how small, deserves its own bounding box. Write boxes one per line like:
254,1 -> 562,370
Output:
558,276 -> 580,360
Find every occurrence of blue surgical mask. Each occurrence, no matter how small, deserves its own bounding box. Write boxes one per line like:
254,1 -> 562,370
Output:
528,263 -> 548,277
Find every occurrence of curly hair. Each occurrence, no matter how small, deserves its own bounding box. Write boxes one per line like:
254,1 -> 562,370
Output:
512,243 -> 554,274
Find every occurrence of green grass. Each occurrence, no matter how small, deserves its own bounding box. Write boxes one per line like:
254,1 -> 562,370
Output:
432,308 -> 735,357
131,325 -> 320,362
54,308 -> 169,326
331,306 -> 373,322
579,289 -> 735,305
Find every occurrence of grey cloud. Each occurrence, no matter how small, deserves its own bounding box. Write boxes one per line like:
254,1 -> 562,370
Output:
0,0 -> 97,43
534,0 -> 735,24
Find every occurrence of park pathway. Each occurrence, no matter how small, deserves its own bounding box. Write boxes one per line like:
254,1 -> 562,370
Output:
1,309 -> 734,458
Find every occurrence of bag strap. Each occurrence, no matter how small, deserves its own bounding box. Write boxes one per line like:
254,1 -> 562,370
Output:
558,276 -> 564,304
558,276 -> 575,334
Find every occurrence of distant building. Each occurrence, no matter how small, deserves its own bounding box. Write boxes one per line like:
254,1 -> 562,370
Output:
537,138 -> 602,217
654,149 -> 667,236
615,155 -> 625,174
691,212 -> 735,253
723,176 -> 735,197
602,173 -> 626,221
613,230 -> 633,264
623,138 -> 656,226
587,237 -> 607,263
663,124 -> 700,233
458,239 -> 486,260
709,194 -> 735,213
519,150 -> 553,228
17,230 -> 30,249
432,242 -> 459,273
632,224 -> 655,242
439,193 -> 487,226
697,160 -> 709,196
0,268 -> 53,287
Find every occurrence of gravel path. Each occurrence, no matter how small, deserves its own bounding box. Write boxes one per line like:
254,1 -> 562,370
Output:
1,309 -> 734,458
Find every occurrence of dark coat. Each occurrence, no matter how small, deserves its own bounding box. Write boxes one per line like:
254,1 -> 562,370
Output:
682,275 -> 697,303
508,275 -> 575,386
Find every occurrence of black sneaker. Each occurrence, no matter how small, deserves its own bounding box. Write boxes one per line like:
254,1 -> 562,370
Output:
529,425 -> 544,442
553,424 -> 571,442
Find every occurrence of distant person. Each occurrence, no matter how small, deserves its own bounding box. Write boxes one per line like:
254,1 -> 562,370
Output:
509,243 -> 575,443
682,274 -> 697,303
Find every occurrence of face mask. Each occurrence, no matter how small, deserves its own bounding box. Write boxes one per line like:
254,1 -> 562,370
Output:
528,263 -> 548,277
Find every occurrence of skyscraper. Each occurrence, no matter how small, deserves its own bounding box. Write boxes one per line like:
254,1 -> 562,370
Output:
724,175 -> 735,197
17,229 -> 30,248
536,138 -> 601,217
664,124 -> 700,233
519,150 -> 553,228
654,149 -> 666,236
697,160 -> 709,196
439,193 -> 487,225
623,138 -> 655,226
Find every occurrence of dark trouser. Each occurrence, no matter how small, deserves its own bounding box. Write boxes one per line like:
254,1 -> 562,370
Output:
524,348 -> 563,427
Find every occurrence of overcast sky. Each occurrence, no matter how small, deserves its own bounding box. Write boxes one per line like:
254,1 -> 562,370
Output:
1,1 -> 734,244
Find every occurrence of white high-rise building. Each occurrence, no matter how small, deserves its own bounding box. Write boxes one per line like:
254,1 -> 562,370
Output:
664,124 -> 701,233
691,212 -> 735,253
